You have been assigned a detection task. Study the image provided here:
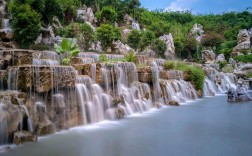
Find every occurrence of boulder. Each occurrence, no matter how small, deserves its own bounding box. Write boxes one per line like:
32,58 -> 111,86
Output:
35,120 -> 56,136
190,23 -> 204,42
168,101 -> 180,106
77,5 -> 95,24
232,29 -> 251,56
0,0 -> 7,21
159,34 -> 175,59
113,40 -> 133,54
202,50 -> 216,64
35,26 -> 58,45
52,16 -> 63,31
216,54 -> 226,63
13,131 -> 37,145
140,46 -> 157,58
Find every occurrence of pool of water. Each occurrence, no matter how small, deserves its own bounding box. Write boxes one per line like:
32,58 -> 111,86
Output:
2,95 -> 252,156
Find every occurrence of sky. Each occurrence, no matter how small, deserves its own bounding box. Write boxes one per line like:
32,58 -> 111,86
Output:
140,0 -> 252,14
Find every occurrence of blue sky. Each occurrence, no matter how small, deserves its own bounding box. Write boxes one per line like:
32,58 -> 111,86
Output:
140,0 -> 252,14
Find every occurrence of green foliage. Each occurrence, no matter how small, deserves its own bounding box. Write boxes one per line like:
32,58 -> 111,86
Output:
96,24 -> 121,51
31,0 -> 63,24
175,62 -> 205,91
124,51 -> 136,63
219,40 -> 237,59
234,54 -> 252,63
54,38 -> 80,65
163,61 -> 175,70
9,4 -> 41,48
247,72 -> 252,78
98,54 -> 109,62
127,30 -> 141,50
201,32 -> 224,51
218,61 -> 227,70
152,39 -> 167,58
140,30 -> 155,50
96,6 -> 117,24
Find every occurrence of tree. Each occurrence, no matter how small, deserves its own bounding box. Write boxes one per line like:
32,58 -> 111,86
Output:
96,6 -> 117,24
96,24 -> 121,52
10,4 -> 41,48
31,0 -> 63,25
152,39 -> 167,58
140,30 -> 155,50
54,38 -> 80,65
127,30 -> 141,50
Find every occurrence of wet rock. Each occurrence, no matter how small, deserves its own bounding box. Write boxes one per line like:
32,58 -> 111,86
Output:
168,101 -> 180,106
159,34 -> 175,59
115,105 -> 125,119
202,50 -> 216,64
13,131 -> 37,145
0,146 -> 11,153
154,102 -> 162,109
36,120 -> 56,136
17,66 -> 76,92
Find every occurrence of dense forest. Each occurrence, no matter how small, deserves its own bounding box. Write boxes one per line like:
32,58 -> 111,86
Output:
7,0 -> 252,60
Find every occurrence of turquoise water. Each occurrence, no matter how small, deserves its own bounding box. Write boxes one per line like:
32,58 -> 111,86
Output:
2,95 -> 252,156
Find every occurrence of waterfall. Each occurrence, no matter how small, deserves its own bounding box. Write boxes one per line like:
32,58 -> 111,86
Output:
0,103 -> 8,145
1,19 -> 12,33
151,62 -> 163,103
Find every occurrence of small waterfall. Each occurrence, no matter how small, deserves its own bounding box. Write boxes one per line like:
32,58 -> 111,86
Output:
1,19 -> 12,33
76,76 -> 112,124
7,67 -> 19,90
151,62 -> 163,103
0,103 -> 8,145
33,59 -> 60,66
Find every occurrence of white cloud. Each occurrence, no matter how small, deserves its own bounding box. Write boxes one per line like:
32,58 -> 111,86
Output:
165,0 -> 198,12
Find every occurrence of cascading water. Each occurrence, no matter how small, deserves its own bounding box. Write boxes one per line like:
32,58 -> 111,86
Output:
151,62 -> 164,103
0,103 -> 8,145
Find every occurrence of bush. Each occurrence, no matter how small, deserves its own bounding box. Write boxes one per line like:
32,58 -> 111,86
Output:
98,54 -> 109,62
124,51 -> 136,63
152,39 -> 167,58
201,32 -> 224,50
174,62 -> 205,91
10,4 -> 41,48
96,24 -> 121,52
140,30 -> 155,50
163,61 -> 175,70
127,30 -> 142,50
54,38 -> 80,65
96,6 -> 117,24
235,54 -> 252,63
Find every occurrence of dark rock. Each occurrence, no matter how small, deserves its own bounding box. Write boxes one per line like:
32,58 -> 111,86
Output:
14,131 -> 37,145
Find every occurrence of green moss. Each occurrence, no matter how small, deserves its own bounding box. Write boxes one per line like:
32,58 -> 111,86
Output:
163,61 -> 175,70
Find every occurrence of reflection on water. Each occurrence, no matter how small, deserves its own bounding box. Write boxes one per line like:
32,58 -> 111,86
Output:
2,95 -> 252,156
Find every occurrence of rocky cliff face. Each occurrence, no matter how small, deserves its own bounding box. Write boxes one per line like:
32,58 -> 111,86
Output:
232,29 -> 251,56
159,34 -> 175,59
190,23 -> 204,42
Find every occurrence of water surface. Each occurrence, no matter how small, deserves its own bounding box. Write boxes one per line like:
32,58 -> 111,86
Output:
2,95 -> 252,156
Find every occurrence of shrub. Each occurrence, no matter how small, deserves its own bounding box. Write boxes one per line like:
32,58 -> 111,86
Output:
96,24 -> 121,52
54,38 -> 80,65
174,62 -> 205,91
152,39 -> 167,58
235,54 -> 252,63
164,61 -> 175,70
96,6 -> 117,24
10,4 -> 41,48
124,51 -> 136,63
127,30 -> 142,50
140,30 -> 155,50
98,54 -> 109,62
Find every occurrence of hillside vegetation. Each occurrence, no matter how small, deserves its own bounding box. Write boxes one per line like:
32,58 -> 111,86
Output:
8,0 -> 252,60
